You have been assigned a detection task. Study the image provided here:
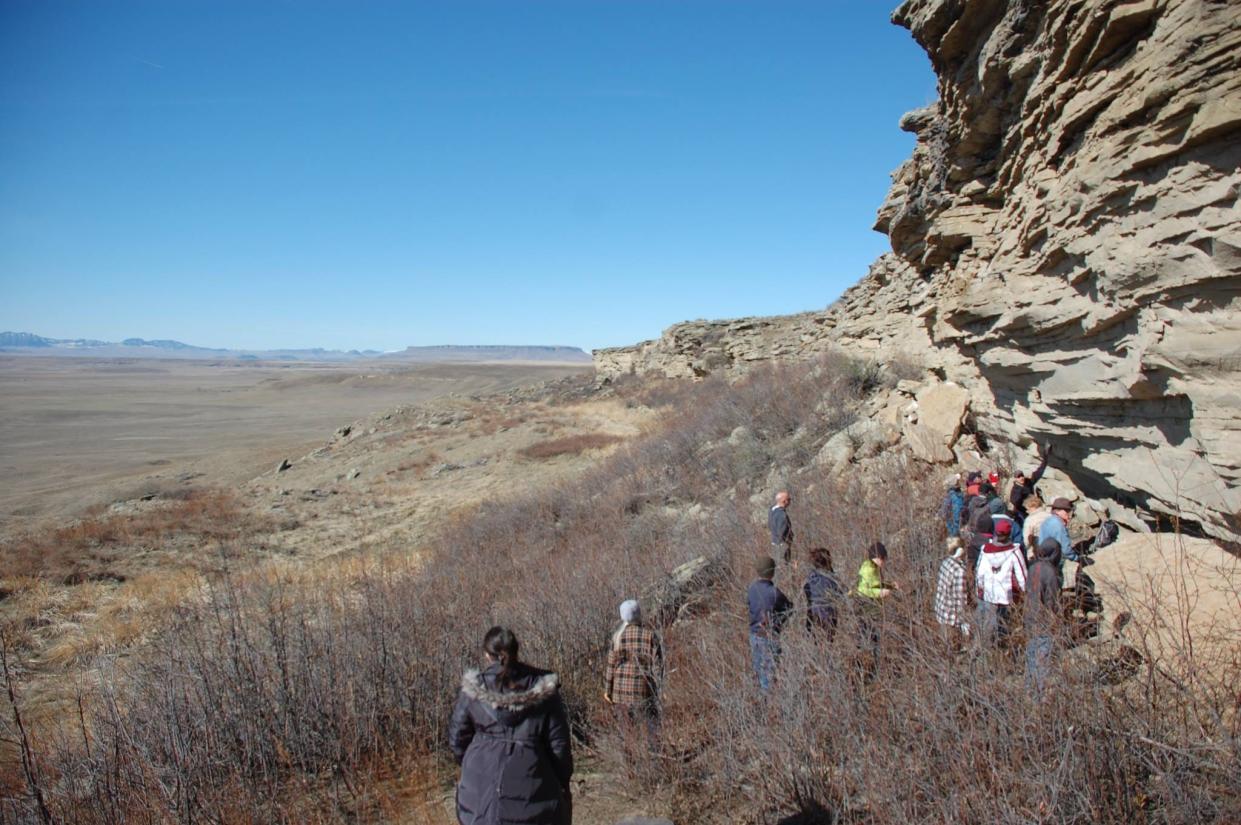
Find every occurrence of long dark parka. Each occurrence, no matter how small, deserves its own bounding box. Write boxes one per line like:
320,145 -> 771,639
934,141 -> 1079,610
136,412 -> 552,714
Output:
449,628 -> 573,825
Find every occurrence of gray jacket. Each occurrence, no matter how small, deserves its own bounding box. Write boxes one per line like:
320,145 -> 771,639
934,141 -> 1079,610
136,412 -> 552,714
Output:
768,505 -> 793,545
449,663 -> 573,825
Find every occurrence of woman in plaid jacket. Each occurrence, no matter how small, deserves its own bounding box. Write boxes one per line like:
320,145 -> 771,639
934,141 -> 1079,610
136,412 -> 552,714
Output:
604,599 -> 663,727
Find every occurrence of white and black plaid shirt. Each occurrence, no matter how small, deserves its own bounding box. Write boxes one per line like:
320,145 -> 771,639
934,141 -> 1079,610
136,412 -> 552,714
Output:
934,556 -> 968,629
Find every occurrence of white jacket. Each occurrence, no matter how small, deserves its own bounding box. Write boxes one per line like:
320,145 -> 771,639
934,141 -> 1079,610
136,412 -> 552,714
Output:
976,542 -> 1027,606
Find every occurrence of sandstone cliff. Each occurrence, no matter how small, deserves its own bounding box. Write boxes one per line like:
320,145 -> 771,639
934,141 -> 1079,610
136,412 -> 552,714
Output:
594,0 -> 1241,542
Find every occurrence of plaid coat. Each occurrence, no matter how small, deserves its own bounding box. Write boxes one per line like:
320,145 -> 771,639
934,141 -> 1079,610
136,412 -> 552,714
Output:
605,623 -> 662,706
934,556 -> 968,629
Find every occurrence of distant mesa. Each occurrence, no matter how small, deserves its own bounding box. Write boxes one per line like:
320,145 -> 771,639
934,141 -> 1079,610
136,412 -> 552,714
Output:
0,332 -> 591,364
120,337 -> 222,351
380,345 -> 592,363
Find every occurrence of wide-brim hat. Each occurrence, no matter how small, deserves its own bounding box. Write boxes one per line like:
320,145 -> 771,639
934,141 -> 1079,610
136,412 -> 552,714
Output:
1050,497 -> 1075,511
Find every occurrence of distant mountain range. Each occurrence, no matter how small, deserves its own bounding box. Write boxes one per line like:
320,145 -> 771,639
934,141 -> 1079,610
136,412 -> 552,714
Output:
0,332 -> 591,363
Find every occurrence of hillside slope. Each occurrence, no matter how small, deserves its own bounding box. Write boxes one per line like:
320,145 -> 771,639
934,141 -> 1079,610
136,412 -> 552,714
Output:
596,0 -> 1241,542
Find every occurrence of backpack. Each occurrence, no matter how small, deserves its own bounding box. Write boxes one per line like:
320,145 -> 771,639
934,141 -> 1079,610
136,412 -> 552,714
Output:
1091,520 -> 1119,552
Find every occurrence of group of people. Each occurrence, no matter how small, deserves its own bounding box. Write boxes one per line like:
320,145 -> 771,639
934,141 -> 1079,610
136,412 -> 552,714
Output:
746,456 -> 1084,700
748,490 -> 896,689
934,450 -> 1086,693
448,458 -> 1084,824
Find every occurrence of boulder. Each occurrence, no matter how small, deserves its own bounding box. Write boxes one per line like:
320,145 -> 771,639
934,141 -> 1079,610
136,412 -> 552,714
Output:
915,382 -> 970,446
814,430 -> 855,470
726,426 -> 757,447
644,556 -> 718,625
904,421 -> 956,464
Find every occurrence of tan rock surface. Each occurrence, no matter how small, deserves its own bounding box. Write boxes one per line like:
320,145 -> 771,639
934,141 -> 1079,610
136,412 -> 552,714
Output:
594,0 -> 1241,541
1086,533 -> 1241,675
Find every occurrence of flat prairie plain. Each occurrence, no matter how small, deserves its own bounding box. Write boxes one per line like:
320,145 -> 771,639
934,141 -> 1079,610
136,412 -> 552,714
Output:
0,356 -> 589,535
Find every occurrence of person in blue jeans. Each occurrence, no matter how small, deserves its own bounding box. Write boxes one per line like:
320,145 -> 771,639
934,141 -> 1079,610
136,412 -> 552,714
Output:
746,555 -> 792,693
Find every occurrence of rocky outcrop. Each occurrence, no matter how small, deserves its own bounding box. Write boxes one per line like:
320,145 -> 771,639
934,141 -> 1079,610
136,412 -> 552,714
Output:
593,313 -> 831,379
594,0 -> 1241,542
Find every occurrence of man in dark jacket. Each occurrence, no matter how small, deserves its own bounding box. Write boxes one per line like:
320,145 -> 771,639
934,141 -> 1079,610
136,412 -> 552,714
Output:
747,555 -> 792,692
1009,446 -> 1053,529
1025,537 -> 1063,699
768,491 -> 794,563
450,631 -> 573,825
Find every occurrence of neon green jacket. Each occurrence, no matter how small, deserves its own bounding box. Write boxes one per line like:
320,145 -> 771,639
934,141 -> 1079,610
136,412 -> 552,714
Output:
856,559 -> 885,600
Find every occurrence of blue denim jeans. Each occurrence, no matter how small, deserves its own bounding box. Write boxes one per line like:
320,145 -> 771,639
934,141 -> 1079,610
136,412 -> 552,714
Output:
749,634 -> 779,693
1026,634 -> 1053,697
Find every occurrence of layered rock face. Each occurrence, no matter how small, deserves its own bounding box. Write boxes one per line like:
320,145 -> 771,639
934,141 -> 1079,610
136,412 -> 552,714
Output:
595,0 -> 1241,541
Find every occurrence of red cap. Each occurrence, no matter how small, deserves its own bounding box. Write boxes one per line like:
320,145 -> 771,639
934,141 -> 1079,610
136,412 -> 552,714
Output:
988,472 -> 1001,485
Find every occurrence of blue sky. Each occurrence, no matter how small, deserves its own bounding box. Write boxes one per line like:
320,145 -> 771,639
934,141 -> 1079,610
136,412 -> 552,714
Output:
0,1 -> 934,352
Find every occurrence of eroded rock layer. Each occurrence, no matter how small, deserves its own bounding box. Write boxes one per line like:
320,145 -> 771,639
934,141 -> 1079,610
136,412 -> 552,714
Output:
594,0 -> 1241,541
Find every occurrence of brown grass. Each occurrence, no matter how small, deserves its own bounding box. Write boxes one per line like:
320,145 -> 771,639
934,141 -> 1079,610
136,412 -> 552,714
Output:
518,432 -> 624,460
0,490 -> 262,585
391,450 -> 441,477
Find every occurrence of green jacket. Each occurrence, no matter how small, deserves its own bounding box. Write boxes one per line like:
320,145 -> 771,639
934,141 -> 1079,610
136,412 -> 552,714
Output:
855,559 -> 885,600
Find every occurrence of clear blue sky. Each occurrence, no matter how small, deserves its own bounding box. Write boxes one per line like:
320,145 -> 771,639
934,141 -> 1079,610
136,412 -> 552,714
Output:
0,1 -> 934,352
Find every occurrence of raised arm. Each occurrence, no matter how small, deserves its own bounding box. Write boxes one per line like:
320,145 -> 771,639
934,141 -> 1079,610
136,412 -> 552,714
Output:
1030,451 -> 1050,485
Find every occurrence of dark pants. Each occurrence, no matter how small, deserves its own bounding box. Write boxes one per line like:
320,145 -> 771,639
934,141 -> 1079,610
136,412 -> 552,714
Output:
855,611 -> 881,682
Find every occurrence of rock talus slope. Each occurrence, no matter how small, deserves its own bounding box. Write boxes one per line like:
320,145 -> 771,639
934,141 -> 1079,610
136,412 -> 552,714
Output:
595,0 -> 1241,541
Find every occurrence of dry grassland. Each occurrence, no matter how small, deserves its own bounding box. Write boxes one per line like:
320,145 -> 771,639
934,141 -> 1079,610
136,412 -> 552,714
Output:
0,355 -> 1237,823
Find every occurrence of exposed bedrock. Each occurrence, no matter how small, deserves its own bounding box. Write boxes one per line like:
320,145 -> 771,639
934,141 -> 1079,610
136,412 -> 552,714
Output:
594,0 -> 1241,541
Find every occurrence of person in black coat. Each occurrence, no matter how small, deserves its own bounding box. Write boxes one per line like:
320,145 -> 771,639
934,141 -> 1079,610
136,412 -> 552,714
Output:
449,626 -> 573,825
1009,445 -> 1053,529
803,547 -> 844,639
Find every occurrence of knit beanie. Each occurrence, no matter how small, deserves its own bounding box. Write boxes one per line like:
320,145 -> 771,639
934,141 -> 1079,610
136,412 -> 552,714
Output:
619,599 -> 641,623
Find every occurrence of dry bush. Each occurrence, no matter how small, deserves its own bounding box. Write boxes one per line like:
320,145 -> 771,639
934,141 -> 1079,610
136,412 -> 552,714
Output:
0,490 -> 264,585
518,432 -> 624,460
3,353 -> 1236,823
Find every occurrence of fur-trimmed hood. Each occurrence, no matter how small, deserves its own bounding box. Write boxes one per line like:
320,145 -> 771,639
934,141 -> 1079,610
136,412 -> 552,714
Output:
460,668 -> 560,711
